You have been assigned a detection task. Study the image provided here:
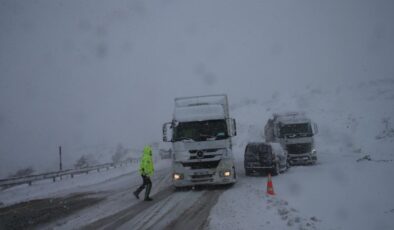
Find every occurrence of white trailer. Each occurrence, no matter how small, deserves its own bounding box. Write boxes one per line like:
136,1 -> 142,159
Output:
162,94 -> 237,188
264,112 -> 318,165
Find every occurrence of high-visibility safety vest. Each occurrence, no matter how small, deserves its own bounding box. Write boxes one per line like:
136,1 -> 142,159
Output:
139,145 -> 154,176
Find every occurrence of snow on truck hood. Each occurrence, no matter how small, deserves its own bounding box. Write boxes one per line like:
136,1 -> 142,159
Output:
174,104 -> 225,122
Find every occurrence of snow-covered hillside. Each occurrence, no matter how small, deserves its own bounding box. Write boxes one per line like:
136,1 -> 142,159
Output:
232,78 -> 394,160
209,78 -> 394,230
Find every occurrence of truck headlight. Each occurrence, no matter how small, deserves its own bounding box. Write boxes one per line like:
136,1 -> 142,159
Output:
173,173 -> 183,180
221,170 -> 231,177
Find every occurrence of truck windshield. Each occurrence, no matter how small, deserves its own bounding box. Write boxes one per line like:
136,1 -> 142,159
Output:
279,123 -> 312,138
173,120 -> 228,141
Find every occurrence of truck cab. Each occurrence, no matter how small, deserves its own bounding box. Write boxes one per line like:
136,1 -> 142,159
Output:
163,95 -> 237,188
264,112 -> 318,165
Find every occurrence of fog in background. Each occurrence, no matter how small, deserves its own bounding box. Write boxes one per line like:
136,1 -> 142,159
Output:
1,0 -> 393,177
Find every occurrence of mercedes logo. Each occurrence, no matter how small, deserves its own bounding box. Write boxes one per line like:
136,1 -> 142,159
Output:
196,151 -> 204,159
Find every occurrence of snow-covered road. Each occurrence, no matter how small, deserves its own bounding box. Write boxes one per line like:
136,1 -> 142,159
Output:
0,159 -> 226,230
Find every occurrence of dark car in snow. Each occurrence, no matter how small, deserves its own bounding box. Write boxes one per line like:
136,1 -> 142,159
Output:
244,142 -> 288,176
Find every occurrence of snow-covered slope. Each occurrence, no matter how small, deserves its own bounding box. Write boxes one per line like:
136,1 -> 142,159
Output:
231,78 -> 394,159
209,78 -> 394,230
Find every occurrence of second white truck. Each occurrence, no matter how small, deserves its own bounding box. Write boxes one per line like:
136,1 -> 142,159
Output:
264,112 -> 318,165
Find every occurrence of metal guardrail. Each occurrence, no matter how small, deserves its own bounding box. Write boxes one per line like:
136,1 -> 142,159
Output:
0,159 -> 134,189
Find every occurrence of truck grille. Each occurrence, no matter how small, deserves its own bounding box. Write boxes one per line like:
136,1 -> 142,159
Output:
182,160 -> 220,169
190,155 -> 216,160
189,148 -> 223,160
286,143 -> 312,155
189,149 -> 219,153
191,174 -> 213,179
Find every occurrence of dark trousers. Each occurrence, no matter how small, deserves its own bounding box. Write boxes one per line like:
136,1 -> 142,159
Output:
134,175 -> 152,199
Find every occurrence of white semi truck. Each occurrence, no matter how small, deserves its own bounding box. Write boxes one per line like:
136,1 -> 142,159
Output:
264,112 -> 318,165
162,94 -> 237,188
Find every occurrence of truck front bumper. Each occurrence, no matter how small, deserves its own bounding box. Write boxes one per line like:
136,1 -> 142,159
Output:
172,168 -> 236,188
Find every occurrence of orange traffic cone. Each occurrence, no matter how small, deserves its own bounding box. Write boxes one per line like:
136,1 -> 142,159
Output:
266,173 -> 275,195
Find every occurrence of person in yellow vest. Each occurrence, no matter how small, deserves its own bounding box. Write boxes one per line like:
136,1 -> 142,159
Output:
133,145 -> 154,201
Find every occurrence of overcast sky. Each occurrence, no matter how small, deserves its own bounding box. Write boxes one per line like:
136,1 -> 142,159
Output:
0,0 -> 393,176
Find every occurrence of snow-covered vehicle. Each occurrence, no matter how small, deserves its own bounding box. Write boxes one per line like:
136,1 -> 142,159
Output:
162,94 -> 237,188
244,142 -> 288,176
264,112 -> 318,165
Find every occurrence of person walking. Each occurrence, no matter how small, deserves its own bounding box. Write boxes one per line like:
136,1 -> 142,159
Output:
133,145 -> 154,201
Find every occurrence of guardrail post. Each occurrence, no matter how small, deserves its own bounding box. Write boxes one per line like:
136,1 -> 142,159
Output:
71,174 -> 74,178
53,177 -> 56,182
59,146 -> 63,171
97,168 -> 100,172
28,181 -> 32,186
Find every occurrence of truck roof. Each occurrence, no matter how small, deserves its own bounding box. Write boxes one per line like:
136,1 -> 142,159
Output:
273,112 -> 311,124
174,94 -> 229,122
175,94 -> 228,107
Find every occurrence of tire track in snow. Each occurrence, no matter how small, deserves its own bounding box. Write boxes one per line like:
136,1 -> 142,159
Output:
162,189 -> 224,230
81,168 -> 172,230
83,186 -> 225,230
82,186 -> 174,230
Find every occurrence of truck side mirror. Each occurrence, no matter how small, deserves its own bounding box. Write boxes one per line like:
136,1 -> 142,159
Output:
162,122 -> 173,142
313,123 -> 318,135
227,118 -> 237,137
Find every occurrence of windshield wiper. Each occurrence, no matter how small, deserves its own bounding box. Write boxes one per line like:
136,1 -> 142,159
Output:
176,137 -> 195,141
285,133 -> 312,138
198,134 -> 216,141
